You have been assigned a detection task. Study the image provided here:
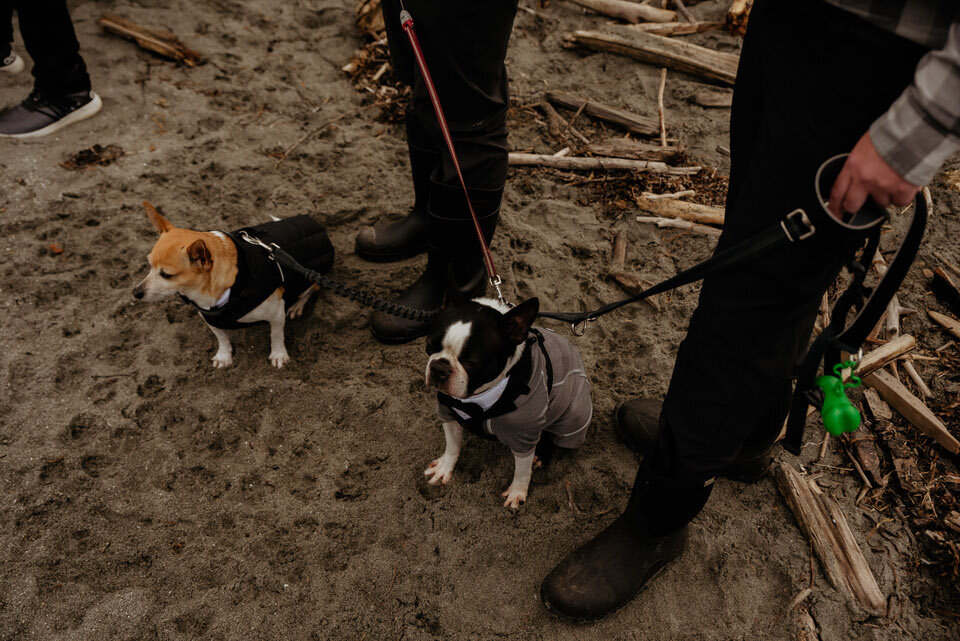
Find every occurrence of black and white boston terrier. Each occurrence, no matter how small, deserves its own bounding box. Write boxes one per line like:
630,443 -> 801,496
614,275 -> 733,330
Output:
424,297 -> 592,509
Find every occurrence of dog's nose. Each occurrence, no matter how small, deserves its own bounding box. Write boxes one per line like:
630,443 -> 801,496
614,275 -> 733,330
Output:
132,284 -> 144,300
429,359 -> 452,383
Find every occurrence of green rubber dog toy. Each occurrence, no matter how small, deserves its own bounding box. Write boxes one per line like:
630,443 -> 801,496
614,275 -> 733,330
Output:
815,360 -> 862,436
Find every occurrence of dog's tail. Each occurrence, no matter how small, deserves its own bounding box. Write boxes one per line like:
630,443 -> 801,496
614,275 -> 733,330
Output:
269,215 -> 281,222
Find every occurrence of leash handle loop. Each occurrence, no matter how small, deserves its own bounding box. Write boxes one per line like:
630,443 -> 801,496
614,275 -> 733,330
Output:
399,10 -> 502,299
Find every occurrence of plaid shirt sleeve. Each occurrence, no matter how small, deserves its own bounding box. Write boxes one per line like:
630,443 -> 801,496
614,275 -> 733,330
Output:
869,19 -> 960,186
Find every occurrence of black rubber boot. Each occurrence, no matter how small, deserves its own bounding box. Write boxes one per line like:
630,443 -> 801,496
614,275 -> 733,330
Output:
370,183 -> 501,344
355,142 -> 439,262
540,475 -> 712,622
612,383 -> 792,484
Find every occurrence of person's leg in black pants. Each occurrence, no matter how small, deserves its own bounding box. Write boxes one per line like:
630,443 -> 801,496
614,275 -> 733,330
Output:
14,0 -> 90,96
541,0 -> 927,622
0,0 -> 99,138
359,0 -> 518,343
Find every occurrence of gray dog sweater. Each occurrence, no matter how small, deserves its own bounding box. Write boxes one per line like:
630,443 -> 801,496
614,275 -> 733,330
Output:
436,328 -> 592,454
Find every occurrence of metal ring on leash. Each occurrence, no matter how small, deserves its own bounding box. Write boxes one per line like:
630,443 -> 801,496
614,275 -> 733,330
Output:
571,317 -> 595,336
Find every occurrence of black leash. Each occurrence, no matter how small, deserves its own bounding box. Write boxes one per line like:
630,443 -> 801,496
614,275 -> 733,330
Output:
537,209 -> 817,334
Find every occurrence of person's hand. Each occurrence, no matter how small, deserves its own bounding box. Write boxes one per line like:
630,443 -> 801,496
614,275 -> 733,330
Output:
828,132 -> 920,219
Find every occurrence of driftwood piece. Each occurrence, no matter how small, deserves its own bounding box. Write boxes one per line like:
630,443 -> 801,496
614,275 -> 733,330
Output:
775,463 -> 886,615
864,369 -> 960,454
564,0 -> 677,23
607,231 -> 661,310
794,609 -> 821,641
568,29 -> 739,86
847,334 -> 916,381
657,68 -> 668,147
540,101 -> 590,144
862,388 -> 892,421
547,91 -> 659,137
624,21 -> 724,36
934,250 -> 960,278
98,14 -> 204,66
726,0 -> 753,36
508,153 -> 700,175
902,360 -> 932,398
643,190 -> 695,200
636,216 -> 721,237
689,88 -> 732,108
586,138 -> 683,162
929,310 -> 960,340
672,0 -> 698,24
945,511 -> 960,535
932,267 -> 960,316
356,0 -> 385,37
845,424 -> 885,487
634,196 -> 724,226
874,420 -> 925,494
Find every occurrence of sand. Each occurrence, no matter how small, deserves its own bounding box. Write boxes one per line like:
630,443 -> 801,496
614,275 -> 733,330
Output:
1,1 -> 958,639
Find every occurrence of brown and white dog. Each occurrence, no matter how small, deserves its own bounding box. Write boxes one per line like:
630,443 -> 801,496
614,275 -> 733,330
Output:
133,202 -> 333,369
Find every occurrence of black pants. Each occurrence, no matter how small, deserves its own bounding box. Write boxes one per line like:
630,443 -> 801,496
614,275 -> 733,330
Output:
642,0 -> 928,488
381,0 -> 518,239
0,0 -> 90,96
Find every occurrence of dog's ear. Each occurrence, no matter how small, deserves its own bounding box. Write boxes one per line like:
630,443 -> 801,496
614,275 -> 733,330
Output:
187,239 -> 213,272
503,297 -> 539,344
144,201 -> 173,234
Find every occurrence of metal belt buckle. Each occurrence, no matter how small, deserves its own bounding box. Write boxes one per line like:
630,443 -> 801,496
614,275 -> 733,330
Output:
782,209 -> 816,242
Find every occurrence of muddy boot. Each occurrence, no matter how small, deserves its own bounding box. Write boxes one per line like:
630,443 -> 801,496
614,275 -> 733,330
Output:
355,142 -> 439,262
612,383 -> 792,483
540,476 -> 712,622
370,184 -> 501,344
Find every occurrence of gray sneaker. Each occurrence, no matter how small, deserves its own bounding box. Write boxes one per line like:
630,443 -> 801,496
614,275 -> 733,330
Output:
1,51 -> 24,74
0,90 -> 102,138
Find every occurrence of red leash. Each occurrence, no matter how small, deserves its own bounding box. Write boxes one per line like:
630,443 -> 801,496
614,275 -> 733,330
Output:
399,8 -> 507,305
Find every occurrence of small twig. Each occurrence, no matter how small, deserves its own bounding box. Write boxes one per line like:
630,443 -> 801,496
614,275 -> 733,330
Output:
657,68 -> 668,147
642,189 -> 695,200
934,250 -> 960,277
817,432 -> 830,463
672,0 -> 697,24
277,104 -> 376,166
902,359 -> 932,397
565,480 -> 581,514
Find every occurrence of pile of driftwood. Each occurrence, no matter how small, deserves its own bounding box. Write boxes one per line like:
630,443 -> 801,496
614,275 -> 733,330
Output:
342,1 -> 408,123
773,194 -> 960,623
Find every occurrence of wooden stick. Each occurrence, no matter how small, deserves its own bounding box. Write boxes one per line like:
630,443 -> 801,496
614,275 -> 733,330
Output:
547,91 -> 659,137
586,137 -> 683,162
862,388 -> 892,421
775,463 -> 886,615
932,267 -> 960,315
846,424 -> 884,487
567,30 -> 739,86
864,369 -> 960,454
689,88 -> 732,108
726,0 -> 753,36
98,13 -> 204,66
672,0 -> 697,24
902,360 -> 932,398
540,100 -> 590,144
634,195 -> 724,226
563,0 -> 678,23
636,216 -> 721,237
934,250 -> 960,277
929,310 -> 960,340
657,68 -> 668,147
847,334 -> 916,381
611,230 -> 627,272
624,21 -> 724,36
643,190 -> 695,200
508,152 -> 700,175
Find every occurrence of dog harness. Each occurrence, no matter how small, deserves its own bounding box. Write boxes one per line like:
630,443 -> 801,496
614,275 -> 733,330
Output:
436,328 -> 593,454
181,215 -> 334,330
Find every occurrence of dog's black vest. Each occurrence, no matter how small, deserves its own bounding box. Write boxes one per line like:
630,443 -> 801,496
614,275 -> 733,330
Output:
182,215 -> 334,330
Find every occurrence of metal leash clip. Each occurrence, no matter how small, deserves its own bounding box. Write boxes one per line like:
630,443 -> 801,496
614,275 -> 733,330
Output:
491,275 -> 513,308
238,230 -> 285,283
572,317 -> 596,337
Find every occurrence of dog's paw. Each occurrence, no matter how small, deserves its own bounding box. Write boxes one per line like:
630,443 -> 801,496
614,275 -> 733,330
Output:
287,303 -> 307,319
212,353 -> 233,369
501,484 -> 528,510
424,456 -> 456,485
269,352 -> 290,369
